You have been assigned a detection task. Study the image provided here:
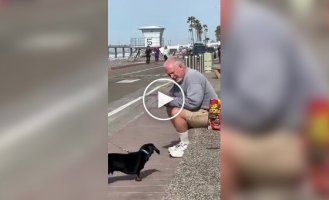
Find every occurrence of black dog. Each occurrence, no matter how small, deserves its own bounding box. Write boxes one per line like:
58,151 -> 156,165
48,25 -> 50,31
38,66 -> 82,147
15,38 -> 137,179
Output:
108,143 -> 160,181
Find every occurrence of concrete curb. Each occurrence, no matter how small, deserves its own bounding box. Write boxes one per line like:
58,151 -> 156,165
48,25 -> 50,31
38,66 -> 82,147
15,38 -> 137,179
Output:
162,128 -> 220,200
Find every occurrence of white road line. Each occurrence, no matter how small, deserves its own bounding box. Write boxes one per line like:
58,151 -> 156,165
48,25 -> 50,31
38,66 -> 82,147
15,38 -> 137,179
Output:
155,74 -> 161,76
107,82 -> 170,117
119,66 -> 162,76
116,79 -> 140,83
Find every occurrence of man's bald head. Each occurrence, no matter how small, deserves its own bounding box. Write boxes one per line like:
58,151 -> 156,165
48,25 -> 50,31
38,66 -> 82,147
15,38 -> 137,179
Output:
164,56 -> 185,69
163,56 -> 187,83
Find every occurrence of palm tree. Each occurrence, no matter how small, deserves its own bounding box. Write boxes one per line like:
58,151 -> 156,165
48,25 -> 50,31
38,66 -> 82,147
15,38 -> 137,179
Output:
215,25 -> 221,41
193,19 -> 201,42
196,23 -> 203,42
203,24 -> 208,43
187,16 -> 196,44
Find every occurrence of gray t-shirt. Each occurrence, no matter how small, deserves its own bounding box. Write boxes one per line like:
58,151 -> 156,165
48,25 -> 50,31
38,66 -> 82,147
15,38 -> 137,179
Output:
168,68 -> 218,111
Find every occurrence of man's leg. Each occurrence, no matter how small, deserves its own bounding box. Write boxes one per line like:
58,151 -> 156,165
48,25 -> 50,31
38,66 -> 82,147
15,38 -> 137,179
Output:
221,126 -> 306,199
166,107 -> 188,132
166,107 -> 190,157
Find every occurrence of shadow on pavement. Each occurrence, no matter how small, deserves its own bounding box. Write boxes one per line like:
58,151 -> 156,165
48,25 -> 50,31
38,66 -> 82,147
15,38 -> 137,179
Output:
162,140 -> 180,149
108,169 -> 160,184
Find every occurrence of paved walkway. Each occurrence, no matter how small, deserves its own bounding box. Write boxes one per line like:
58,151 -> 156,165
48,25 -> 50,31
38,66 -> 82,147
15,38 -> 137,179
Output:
108,110 -> 182,200
108,60 -> 220,200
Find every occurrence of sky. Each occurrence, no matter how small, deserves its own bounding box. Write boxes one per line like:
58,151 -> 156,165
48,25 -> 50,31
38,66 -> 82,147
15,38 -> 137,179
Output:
108,0 -> 220,45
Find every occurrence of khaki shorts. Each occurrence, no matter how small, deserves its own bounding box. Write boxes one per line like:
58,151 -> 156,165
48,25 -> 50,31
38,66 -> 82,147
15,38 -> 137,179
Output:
185,109 -> 209,128
222,128 -> 305,182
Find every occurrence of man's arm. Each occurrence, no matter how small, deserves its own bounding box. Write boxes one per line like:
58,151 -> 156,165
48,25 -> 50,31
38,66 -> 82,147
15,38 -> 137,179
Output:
168,83 -> 204,110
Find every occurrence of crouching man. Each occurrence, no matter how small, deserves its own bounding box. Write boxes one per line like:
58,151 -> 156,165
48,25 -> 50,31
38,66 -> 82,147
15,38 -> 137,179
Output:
163,56 -> 218,157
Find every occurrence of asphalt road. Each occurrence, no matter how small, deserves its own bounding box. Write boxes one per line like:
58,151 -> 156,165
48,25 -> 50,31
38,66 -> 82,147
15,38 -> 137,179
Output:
108,61 -> 173,137
108,61 -> 167,104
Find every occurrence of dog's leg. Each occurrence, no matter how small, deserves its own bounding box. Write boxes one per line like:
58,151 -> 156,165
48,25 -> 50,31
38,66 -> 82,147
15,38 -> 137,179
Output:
135,172 -> 142,181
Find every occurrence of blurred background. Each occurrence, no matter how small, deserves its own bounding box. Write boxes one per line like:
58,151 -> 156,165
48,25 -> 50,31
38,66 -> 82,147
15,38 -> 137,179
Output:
221,0 -> 329,199
0,0 -> 107,200
1,0 -> 329,199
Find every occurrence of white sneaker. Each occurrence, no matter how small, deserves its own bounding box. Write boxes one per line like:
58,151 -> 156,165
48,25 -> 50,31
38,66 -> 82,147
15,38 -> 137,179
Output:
168,142 -> 188,153
169,149 -> 185,158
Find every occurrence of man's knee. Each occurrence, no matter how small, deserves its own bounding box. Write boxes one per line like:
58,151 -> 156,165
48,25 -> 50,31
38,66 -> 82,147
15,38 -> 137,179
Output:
166,107 -> 185,118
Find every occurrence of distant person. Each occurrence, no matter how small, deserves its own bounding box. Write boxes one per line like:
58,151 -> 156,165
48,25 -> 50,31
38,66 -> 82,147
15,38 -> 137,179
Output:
163,56 -> 218,158
176,46 -> 184,58
154,48 -> 160,62
217,46 -> 221,63
182,48 -> 187,56
163,46 -> 169,61
145,46 -> 152,64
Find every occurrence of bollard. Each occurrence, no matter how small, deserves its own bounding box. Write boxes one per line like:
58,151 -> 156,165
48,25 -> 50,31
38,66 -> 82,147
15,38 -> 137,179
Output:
200,54 -> 203,73
196,55 -> 200,72
194,55 -> 198,70
201,54 -> 204,73
184,56 -> 189,68
189,55 -> 192,68
197,55 -> 201,72
199,55 -> 202,72
195,55 -> 198,70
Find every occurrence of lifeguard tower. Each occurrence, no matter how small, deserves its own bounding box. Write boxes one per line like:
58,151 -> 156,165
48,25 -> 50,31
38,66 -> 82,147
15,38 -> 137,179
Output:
130,26 -> 165,48
127,26 -> 165,61
108,26 -> 165,61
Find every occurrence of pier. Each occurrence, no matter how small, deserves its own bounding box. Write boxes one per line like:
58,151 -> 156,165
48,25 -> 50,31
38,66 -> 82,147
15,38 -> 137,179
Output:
109,26 -> 165,61
108,37 -> 163,61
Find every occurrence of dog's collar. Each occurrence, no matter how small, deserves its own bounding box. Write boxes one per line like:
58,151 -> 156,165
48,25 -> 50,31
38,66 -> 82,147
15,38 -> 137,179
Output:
141,149 -> 149,156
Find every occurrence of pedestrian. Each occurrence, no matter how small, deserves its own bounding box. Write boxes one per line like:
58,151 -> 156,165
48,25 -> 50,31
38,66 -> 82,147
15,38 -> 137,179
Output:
145,46 -> 152,64
176,46 -> 184,59
217,45 -> 221,63
163,46 -> 169,61
154,48 -> 160,62
163,56 -> 218,158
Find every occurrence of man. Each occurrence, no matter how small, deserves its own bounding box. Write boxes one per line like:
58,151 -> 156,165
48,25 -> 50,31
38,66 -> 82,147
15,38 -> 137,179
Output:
217,45 -> 221,63
145,46 -> 151,64
163,46 -> 169,61
164,56 -> 218,158
154,48 -> 160,62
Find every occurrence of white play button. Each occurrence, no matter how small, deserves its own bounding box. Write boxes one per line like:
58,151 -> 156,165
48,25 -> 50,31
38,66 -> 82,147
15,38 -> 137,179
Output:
143,78 -> 185,121
157,91 -> 174,108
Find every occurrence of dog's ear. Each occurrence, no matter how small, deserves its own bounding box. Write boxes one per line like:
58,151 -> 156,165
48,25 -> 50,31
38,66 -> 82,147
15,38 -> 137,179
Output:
151,144 -> 160,154
141,143 -> 160,154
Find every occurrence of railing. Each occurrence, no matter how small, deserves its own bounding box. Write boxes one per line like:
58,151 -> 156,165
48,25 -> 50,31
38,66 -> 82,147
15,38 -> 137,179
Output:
130,37 -> 164,47
108,46 -> 134,59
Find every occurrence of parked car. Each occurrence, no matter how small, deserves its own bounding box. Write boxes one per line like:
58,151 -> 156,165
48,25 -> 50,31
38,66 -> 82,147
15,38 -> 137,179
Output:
206,47 -> 216,53
191,43 -> 206,55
